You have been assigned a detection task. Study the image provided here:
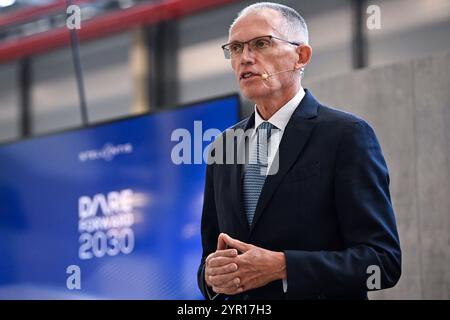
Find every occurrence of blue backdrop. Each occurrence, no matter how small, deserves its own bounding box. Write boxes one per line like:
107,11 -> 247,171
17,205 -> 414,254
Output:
0,95 -> 239,299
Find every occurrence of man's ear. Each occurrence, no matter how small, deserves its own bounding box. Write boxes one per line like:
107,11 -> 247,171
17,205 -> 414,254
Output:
295,44 -> 312,70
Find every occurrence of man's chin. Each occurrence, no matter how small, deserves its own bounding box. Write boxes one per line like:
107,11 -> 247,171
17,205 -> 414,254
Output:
240,86 -> 268,101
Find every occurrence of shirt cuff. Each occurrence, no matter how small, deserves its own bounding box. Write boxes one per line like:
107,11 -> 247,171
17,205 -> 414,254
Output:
282,278 -> 288,293
206,286 -> 220,300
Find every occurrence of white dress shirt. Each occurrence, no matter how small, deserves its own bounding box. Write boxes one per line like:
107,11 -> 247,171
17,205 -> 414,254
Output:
249,87 -> 305,175
247,86 -> 305,293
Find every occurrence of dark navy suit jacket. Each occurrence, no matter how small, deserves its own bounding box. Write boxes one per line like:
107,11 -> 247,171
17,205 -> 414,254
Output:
197,90 -> 401,299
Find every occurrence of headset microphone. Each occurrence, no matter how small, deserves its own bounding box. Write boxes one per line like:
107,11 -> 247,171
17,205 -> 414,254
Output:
261,67 -> 299,80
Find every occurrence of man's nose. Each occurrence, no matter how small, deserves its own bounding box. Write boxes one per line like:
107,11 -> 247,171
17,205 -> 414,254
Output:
240,44 -> 255,65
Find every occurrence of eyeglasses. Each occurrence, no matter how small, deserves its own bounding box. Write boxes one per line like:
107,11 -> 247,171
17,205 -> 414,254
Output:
221,35 -> 300,59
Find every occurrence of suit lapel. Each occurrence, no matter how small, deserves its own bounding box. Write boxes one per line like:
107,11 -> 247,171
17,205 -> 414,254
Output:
249,90 -> 319,233
230,115 -> 255,231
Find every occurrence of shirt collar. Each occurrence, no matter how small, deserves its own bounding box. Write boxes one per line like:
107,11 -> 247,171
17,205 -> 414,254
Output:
254,86 -> 305,131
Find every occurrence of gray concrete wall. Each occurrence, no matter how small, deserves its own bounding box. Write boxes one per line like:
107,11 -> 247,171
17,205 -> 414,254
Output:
306,51 -> 450,299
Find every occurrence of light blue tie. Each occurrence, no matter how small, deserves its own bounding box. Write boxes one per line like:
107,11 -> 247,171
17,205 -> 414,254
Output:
242,121 -> 277,227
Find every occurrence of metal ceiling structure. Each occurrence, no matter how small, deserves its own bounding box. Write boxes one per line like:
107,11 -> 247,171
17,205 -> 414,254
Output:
0,0 -> 239,63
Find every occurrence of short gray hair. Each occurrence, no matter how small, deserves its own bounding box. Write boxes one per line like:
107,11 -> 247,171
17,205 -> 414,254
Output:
230,2 -> 309,44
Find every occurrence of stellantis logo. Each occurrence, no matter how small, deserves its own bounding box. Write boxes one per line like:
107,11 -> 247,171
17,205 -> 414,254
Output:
78,143 -> 133,162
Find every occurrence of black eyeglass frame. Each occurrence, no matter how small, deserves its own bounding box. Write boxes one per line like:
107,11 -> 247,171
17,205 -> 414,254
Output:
221,35 -> 301,59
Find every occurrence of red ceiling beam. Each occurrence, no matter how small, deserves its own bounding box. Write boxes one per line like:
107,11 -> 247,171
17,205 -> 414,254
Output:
0,0 -> 239,63
0,0 -> 94,29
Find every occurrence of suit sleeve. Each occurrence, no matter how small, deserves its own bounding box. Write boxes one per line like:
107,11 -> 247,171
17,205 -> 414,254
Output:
284,120 -> 402,298
197,162 -> 225,300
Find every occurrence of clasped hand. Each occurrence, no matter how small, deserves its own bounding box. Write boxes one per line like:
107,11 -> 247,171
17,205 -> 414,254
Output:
204,233 -> 286,295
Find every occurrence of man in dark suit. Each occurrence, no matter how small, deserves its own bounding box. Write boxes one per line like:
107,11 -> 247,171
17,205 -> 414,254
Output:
197,2 -> 401,300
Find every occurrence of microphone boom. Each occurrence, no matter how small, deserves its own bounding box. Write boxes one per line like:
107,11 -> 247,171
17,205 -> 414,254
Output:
261,68 -> 297,81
